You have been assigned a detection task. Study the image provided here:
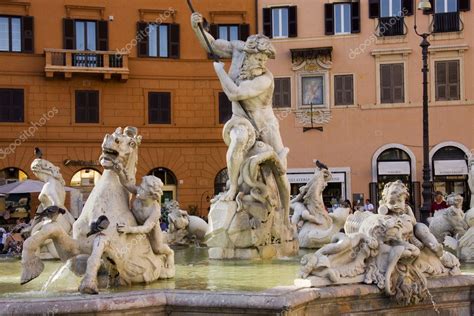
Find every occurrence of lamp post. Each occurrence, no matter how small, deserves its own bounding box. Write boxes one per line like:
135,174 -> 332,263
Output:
414,0 -> 433,222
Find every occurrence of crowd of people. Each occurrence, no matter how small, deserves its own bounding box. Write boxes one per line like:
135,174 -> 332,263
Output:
0,218 -> 29,257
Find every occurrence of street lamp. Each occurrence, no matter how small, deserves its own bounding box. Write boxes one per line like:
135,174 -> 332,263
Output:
414,0 -> 433,222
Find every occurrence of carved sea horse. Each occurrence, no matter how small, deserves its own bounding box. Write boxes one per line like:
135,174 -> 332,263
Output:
291,165 -> 350,248
21,127 -> 175,294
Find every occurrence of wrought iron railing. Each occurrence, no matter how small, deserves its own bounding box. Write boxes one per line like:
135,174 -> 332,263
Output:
377,16 -> 407,37
432,12 -> 462,33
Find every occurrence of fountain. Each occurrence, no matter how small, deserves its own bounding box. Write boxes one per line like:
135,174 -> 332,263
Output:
1,9 -> 474,315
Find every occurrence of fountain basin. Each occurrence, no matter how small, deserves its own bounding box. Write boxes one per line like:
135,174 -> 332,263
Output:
1,275 -> 474,315
1,248 -> 474,315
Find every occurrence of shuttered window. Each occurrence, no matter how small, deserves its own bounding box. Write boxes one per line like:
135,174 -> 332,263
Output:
0,16 -> 34,53
435,60 -> 460,101
325,2 -> 360,35
218,92 -> 232,124
137,23 -> 180,58
209,24 -> 250,42
334,75 -> 354,106
75,90 -> 99,123
63,19 -> 107,51
0,89 -> 24,122
149,92 -> 171,124
273,78 -> 291,108
370,0 -> 414,17
380,63 -> 404,104
262,6 -> 297,38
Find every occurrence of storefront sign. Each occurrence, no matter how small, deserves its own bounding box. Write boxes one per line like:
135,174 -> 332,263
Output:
287,172 -> 345,183
434,160 -> 468,176
378,161 -> 411,175
287,173 -> 313,184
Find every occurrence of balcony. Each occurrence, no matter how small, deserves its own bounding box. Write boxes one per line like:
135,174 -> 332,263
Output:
432,12 -> 462,33
377,17 -> 407,37
44,49 -> 129,80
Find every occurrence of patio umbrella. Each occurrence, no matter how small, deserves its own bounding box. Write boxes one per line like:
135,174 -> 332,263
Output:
0,180 -> 77,194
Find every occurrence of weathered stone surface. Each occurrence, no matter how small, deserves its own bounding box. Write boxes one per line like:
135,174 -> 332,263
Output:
192,14 -> 297,259
20,127 -> 175,295
299,181 -> 461,306
166,201 -> 209,246
2,275 -> 473,315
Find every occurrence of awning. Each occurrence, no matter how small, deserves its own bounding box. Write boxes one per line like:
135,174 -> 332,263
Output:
0,180 -> 78,194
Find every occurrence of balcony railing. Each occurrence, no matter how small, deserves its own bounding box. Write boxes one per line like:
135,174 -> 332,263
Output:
432,12 -> 462,33
45,49 -> 129,80
377,16 -> 407,37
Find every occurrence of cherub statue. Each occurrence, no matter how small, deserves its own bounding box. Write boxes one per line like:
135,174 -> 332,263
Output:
113,163 -> 174,267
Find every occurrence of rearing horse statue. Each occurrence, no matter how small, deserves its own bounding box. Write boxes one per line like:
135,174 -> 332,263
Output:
21,127 -> 175,294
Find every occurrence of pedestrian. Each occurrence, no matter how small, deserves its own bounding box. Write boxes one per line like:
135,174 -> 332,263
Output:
364,199 -> 375,212
431,191 -> 448,216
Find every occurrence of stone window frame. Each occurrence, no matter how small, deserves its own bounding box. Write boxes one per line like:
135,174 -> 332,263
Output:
428,45 -> 467,106
372,48 -> 411,107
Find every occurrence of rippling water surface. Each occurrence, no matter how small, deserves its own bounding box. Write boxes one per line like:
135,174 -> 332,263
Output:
0,247 -> 473,298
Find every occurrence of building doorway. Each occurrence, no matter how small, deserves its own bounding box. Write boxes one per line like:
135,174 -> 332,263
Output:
432,145 -> 470,210
0,167 -> 28,185
374,147 -> 414,206
214,168 -> 228,196
70,168 -> 101,202
148,167 -> 177,204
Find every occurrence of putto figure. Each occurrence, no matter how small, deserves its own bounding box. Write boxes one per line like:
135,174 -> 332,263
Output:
191,12 -> 297,259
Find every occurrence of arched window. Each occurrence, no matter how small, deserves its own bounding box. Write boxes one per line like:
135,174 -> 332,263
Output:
214,168 -> 228,195
70,168 -> 102,201
432,146 -> 470,209
0,167 -> 28,185
148,167 -> 177,203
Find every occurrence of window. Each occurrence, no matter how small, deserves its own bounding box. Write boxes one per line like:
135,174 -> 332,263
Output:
334,75 -> 354,106
380,0 -> 403,16
63,19 -> 108,51
0,89 -> 24,122
0,16 -> 34,53
435,0 -> 458,13
218,25 -> 238,41
209,24 -> 250,42
380,63 -> 404,104
435,60 -> 460,101
273,78 -> 291,108
214,168 -> 229,195
262,6 -> 297,38
148,92 -> 171,124
75,90 -> 99,123
324,2 -> 360,35
137,23 -> 180,58
334,4 -> 352,34
148,24 -> 168,57
218,92 -> 232,124
272,7 -> 288,38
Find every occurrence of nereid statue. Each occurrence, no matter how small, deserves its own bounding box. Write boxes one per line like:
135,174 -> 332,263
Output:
166,201 -> 208,246
24,158 -> 76,259
297,181 -> 460,305
20,127 -> 175,294
191,12 -> 297,259
291,164 -> 350,248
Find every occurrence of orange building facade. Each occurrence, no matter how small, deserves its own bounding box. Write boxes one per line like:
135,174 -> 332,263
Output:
259,0 -> 474,216
0,0 -> 258,216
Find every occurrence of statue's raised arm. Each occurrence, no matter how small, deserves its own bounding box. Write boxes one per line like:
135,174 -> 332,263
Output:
190,12 -> 234,58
